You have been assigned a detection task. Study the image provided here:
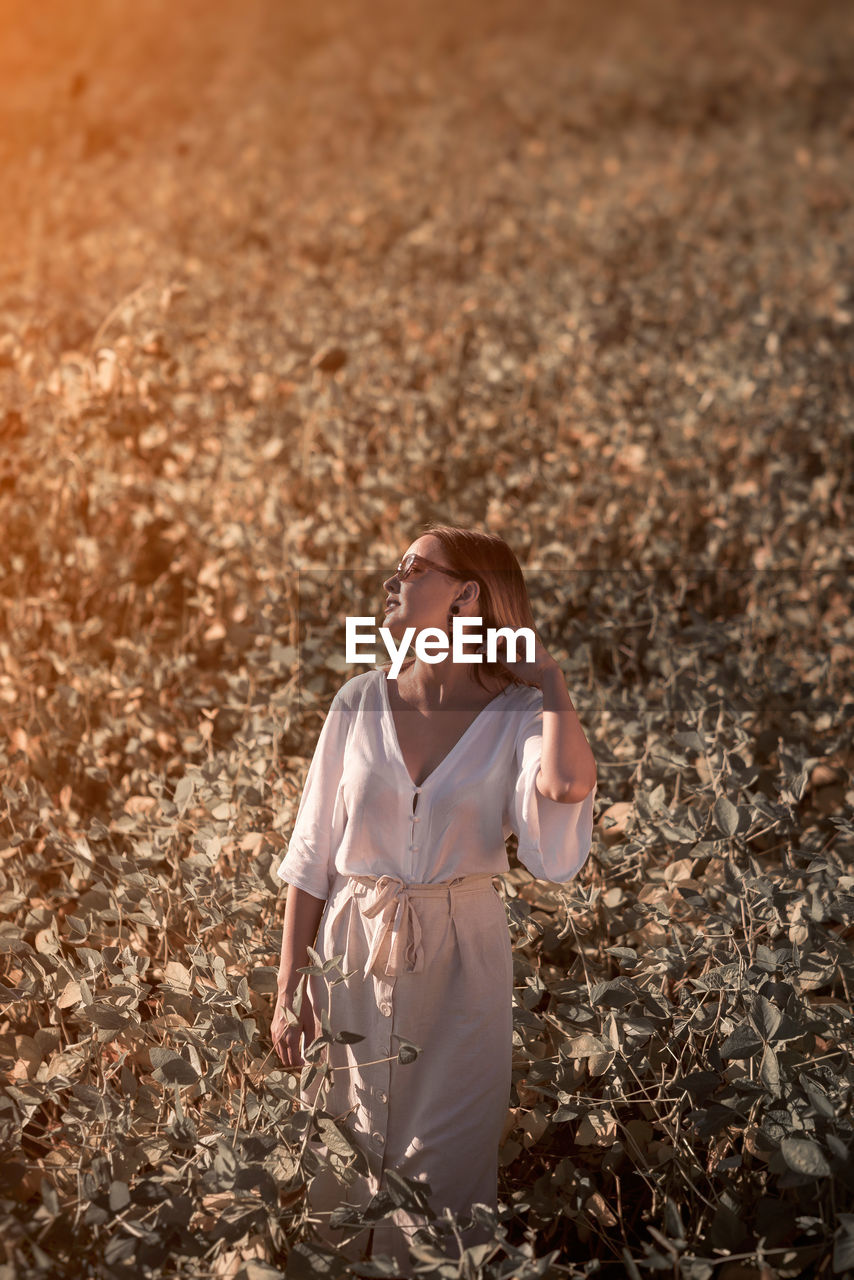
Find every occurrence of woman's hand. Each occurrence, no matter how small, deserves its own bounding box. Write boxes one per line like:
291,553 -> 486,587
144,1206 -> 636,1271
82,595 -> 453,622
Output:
491,629 -> 558,688
272,986 -> 318,1070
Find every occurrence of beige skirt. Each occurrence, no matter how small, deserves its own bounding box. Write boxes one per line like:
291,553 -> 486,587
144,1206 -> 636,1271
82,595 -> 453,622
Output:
300,868 -> 514,1271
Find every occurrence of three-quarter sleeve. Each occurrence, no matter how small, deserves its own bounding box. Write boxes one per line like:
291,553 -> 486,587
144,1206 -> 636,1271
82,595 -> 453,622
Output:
505,694 -> 596,884
275,689 -> 352,900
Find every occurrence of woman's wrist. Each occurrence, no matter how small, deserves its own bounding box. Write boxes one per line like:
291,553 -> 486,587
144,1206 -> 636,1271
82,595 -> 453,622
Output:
276,972 -> 302,1001
535,656 -> 563,687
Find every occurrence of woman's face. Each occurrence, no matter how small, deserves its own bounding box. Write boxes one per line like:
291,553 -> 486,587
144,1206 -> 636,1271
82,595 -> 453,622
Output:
381,536 -> 476,639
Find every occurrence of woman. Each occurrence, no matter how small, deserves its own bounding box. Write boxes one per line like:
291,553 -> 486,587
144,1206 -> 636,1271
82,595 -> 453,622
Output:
272,524 -> 597,1271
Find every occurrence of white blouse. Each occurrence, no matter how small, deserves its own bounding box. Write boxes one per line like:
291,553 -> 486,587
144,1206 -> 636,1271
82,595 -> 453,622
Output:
276,666 -> 596,900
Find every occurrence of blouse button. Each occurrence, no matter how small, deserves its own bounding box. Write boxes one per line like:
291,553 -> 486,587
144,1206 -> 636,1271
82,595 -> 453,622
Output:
410,845 -> 419,853
380,1002 -> 391,1017
412,815 -> 420,822
377,1089 -> 388,1104
372,1132 -> 385,1148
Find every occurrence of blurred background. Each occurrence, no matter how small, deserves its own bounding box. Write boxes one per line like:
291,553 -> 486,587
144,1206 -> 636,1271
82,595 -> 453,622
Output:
2,0 -> 851,733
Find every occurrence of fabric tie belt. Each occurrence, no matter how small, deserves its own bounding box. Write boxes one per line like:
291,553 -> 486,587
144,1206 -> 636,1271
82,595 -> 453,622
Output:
344,872 -> 501,980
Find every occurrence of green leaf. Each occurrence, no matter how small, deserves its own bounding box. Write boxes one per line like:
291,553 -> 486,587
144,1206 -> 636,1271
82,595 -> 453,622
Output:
833,1214 -> 854,1274
291,976 -> 305,1019
560,1033 -> 605,1058
383,1167 -> 435,1216
315,1116 -> 357,1159
691,962 -> 741,991
395,1037 -> 421,1065
152,1053 -> 200,1086
780,1136 -> 831,1178
799,1074 -> 835,1119
720,1022 -> 763,1059
109,1179 -> 131,1211
87,1005 -> 130,1030
713,796 -> 739,837
303,1033 -> 331,1061
213,1139 -> 239,1183
750,994 -> 782,1043
174,775 -> 194,817
315,1116 -> 369,1175
758,1044 -> 781,1095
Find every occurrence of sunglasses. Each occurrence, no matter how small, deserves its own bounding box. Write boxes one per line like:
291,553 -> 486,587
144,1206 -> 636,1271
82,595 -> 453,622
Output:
393,553 -> 470,582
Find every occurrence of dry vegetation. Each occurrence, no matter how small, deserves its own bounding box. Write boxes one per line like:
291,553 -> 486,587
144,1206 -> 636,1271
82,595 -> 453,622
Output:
1,0 -> 853,1276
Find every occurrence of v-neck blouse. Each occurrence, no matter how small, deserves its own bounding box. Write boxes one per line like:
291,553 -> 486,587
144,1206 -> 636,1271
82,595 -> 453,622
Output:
276,666 -> 596,900
379,667 -> 510,789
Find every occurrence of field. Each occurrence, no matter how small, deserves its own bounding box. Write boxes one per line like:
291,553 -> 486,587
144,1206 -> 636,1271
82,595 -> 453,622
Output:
1,0 -> 853,1276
